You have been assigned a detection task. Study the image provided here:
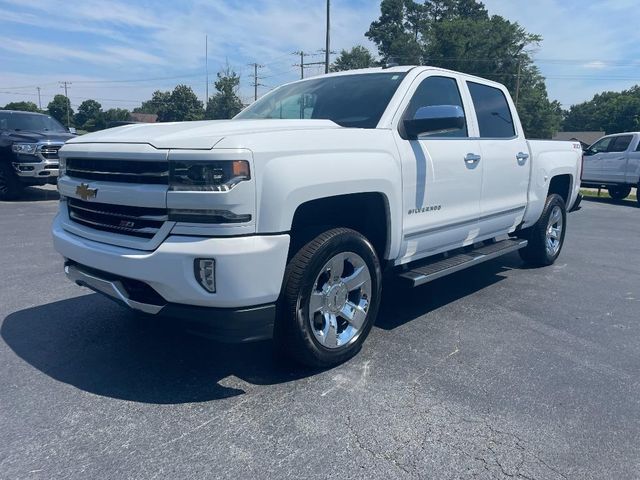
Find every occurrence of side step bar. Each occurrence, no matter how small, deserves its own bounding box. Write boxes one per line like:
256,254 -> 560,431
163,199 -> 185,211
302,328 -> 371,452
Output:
399,238 -> 528,287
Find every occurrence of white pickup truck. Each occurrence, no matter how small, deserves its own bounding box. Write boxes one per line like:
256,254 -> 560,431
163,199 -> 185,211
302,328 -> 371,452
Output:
53,66 -> 582,367
581,132 -> 640,205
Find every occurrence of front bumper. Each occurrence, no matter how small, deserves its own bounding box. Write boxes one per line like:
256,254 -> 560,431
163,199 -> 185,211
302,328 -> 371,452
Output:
53,215 -> 290,340
13,159 -> 59,182
65,262 -> 276,342
53,214 -> 290,308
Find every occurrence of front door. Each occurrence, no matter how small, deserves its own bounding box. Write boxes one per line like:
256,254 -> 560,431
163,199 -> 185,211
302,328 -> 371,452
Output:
582,136 -> 613,183
394,74 -> 483,264
601,135 -> 633,184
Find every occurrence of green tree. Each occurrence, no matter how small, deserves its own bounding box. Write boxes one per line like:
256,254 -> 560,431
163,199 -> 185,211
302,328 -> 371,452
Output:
134,90 -> 171,115
137,86 -> 203,122
3,101 -> 40,113
205,68 -> 244,120
563,86 -> 640,134
103,108 -> 131,123
366,0 -> 562,138
74,99 -> 103,131
47,94 -> 74,127
331,46 -> 378,72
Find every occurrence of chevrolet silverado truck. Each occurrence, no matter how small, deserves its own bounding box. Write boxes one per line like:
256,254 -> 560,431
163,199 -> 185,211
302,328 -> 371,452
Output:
53,66 -> 582,367
0,110 -> 75,200
581,132 -> 640,205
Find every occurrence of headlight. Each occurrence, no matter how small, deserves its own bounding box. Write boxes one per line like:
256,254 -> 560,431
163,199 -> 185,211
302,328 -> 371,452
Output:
58,157 -> 66,175
169,160 -> 250,192
12,143 -> 38,155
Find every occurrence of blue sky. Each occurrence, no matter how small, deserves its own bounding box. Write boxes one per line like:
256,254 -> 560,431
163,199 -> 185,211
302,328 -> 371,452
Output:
1,0 -> 639,112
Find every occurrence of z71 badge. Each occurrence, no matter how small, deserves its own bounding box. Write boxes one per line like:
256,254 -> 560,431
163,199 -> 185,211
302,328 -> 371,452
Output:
408,205 -> 442,215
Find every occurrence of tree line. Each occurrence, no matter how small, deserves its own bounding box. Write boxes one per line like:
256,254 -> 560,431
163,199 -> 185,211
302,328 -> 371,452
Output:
2,0 -> 636,137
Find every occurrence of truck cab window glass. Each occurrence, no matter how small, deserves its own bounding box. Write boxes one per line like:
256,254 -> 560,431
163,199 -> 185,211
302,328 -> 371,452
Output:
586,137 -> 612,155
403,76 -> 468,138
236,72 -> 407,128
609,135 -> 633,153
467,82 -> 515,138
0,111 -> 67,133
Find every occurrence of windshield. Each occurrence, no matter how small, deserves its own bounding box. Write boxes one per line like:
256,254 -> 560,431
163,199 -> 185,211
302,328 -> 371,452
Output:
236,72 -> 407,128
0,111 -> 67,132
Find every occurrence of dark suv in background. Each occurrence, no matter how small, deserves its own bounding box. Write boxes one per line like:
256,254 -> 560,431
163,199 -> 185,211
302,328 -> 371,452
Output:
0,110 -> 75,200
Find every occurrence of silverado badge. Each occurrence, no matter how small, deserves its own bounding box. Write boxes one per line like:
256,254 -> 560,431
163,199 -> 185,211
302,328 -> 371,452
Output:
76,183 -> 98,201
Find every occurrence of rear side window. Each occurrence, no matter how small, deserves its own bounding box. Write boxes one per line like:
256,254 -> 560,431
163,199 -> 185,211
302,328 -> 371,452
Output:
609,135 -> 633,152
404,76 -> 468,137
467,82 -> 515,138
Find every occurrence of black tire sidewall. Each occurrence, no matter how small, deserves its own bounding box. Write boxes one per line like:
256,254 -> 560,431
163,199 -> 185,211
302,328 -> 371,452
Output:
519,194 -> 567,266
0,163 -> 22,200
608,186 -> 631,200
282,229 -> 382,367
536,194 -> 567,264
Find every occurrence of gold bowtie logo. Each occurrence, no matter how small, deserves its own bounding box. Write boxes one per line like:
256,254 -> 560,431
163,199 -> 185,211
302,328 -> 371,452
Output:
76,183 -> 98,201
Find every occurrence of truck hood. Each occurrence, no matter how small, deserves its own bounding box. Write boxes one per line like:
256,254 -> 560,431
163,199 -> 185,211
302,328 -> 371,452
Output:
66,119 -> 341,149
1,130 -> 75,144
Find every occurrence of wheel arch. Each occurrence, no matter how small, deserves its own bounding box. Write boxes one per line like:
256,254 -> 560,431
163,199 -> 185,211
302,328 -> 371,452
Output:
288,192 -> 392,262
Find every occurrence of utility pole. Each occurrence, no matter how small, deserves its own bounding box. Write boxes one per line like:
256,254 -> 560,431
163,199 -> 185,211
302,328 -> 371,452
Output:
205,34 -> 209,107
59,81 -> 72,127
294,51 -> 326,79
249,63 -> 264,101
36,87 -> 41,110
514,58 -> 522,108
293,51 -> 306,79
325,0 -> 331,73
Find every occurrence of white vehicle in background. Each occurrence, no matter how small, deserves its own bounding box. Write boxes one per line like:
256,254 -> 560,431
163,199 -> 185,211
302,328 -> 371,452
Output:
581,132 -> 640,205
53,66 -> 582,367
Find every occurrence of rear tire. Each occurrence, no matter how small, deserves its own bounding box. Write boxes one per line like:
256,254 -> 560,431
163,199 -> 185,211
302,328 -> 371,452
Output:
0,163 -> 23,201
518,194 -> 566,267
276,228 -> 382,368
608,185 -> 631,200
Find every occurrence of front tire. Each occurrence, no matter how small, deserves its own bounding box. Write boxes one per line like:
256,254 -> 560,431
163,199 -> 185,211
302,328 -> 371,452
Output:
276,228 -> 382,368
518,194 -> 567,267
608,185 -> 632,201
0,163 -> 23,201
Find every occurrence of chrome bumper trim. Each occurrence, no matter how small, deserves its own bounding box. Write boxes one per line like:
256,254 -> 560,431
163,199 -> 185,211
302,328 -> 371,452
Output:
64,264 -> 164,315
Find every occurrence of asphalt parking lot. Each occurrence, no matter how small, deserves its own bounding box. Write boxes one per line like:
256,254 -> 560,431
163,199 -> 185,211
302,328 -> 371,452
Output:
1,187 -> 639,480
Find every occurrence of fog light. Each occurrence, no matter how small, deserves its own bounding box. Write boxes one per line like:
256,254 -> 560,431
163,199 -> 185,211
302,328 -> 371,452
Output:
195,259 -> 216,293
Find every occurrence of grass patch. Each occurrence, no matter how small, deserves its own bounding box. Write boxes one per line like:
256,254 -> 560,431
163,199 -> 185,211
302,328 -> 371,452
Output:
580,188 -> 637,201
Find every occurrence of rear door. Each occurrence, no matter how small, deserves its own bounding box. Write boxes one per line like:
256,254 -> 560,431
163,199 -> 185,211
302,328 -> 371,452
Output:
601,135 -> 633,184
466,81 -> 529,238
393,73 -> 482,263
626,136 -> 640,185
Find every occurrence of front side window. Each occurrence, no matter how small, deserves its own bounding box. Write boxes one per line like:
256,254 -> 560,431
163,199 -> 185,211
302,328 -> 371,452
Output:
236,72 -> 407,129
588,137 -> 613,154
609,135 -> 633,153
403,76 -> 468,138
467,82 -> 515,138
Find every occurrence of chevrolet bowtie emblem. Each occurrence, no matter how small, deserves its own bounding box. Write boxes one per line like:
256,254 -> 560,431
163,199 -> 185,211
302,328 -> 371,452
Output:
76,183 -> 98,201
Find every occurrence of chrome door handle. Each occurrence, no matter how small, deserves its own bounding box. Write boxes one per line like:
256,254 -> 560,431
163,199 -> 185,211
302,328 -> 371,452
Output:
516,152 -> 529,162
464,153 -> 481,164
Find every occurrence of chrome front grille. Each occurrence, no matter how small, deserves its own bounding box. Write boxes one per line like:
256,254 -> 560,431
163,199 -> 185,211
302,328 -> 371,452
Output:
39,145 -> 61,160
67,198 -> 167,239
66,158 -> 169,184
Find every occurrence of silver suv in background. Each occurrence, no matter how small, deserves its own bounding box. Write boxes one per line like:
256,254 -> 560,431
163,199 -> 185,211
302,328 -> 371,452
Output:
581,132 -> 640,205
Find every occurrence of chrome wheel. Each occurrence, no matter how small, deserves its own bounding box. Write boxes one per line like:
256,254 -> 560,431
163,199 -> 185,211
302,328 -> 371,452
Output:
307,251 -> 372,349
545,205 -> 563,257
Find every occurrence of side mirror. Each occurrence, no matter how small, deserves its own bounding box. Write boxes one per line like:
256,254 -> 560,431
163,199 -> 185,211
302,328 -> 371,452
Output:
68,127 -> 77,134
403,105 -> 465,140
